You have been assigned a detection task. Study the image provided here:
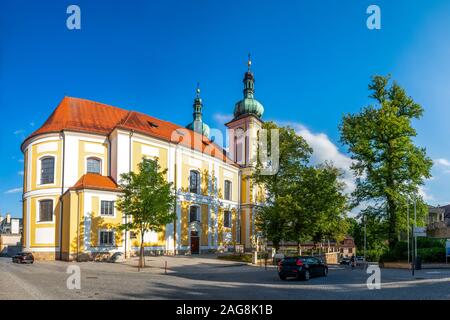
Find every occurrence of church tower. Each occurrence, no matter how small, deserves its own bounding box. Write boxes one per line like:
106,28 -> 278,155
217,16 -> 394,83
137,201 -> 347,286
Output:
186,83 -> 210,139
225,56 -> 264,250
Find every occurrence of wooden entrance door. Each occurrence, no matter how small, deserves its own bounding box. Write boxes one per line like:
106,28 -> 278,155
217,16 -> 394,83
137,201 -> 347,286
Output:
190,231 -> 200,254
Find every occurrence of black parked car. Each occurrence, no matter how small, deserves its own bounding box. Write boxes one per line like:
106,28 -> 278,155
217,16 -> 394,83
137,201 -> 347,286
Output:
277,256 -> 328,281
12,252 -> 34,264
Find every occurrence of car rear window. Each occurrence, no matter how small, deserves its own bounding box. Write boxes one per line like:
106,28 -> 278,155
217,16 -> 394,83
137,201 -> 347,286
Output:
282,257 -> 303,264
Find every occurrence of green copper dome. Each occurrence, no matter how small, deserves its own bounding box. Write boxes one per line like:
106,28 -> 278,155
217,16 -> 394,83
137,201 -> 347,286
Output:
233,61 -> 264,119
186,120 -> 210,138
234,97 -> 264,119
186,85 -> 210,139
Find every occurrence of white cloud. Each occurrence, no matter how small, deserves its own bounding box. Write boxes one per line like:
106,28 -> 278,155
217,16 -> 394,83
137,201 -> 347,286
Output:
418,185 -> 435,202
435,158 -> 450,167
4,188 -> 22,194
213,113 -> 233,124
13,129 -> 24,135
435,158 -> 450,174
277,121 -> 356,194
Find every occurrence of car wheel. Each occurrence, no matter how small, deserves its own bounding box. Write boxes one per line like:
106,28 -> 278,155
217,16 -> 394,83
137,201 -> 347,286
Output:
303,270 -> 310,281
279,274 -> 287,280
323,267 -> 328,277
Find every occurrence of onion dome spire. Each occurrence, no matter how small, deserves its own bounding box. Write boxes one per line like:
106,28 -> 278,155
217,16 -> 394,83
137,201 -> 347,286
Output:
186,82 -> 210,138
233,54 -> 264,119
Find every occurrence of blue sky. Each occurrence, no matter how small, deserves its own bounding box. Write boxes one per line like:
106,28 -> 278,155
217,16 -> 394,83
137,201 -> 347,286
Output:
1,0 -> 450,218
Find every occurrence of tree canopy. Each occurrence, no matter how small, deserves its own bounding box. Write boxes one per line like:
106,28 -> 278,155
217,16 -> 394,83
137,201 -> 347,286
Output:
116,158 -> 176,268
254,122 -> 349,252
340,75 -> 433,248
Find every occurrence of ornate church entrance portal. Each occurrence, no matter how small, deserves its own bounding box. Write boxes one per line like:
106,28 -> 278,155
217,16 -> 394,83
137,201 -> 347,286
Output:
190,231 -> 200,254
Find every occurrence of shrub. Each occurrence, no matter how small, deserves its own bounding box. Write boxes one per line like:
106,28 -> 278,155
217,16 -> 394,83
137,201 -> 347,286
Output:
366,248 -> 388,262
417,238 -> 445,249
417,247 -> 445,263
217,254 -> 252,263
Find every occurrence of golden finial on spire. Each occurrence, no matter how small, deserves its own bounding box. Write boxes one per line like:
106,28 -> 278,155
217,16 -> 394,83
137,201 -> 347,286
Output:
247,53 -> 252,71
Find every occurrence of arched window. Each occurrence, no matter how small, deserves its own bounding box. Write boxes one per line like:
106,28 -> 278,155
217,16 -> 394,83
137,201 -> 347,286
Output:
224,180 -> 232,201
189,206 -> 200,223
86,157 -> 101,174
40,156 -> 55,184
189,170 -> 200,194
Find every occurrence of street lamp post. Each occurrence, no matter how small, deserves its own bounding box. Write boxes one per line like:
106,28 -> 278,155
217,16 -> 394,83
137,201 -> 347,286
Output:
414,196 -> 417,264
363,214 -> 366,264
407,200 -> 410,264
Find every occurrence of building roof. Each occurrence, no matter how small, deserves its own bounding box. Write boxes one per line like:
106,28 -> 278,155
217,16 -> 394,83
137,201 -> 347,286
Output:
22,97 -> 236,165
440,205 -> 450,219
70,173 -> 120,192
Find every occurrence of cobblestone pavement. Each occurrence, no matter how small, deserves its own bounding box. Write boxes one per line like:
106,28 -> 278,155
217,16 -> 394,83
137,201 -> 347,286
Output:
1,256 -> 450,300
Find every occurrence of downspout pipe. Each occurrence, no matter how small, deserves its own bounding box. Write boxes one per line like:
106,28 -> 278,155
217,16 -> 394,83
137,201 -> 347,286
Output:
173,143 -> 178,255
125,130 -> 134,258
76,190 -> 80,262
59,131 -> 66,261
237,169 -> 241,245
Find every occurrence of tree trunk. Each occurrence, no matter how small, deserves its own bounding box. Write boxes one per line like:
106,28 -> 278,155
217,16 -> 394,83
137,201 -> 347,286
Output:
139,230 -> 145,269
387,196 -> 397,249
297,242 -> 302,255
273,241 -> 280,253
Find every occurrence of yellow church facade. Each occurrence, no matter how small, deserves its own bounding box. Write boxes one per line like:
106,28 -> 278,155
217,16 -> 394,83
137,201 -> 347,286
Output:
21,61 -> 265,261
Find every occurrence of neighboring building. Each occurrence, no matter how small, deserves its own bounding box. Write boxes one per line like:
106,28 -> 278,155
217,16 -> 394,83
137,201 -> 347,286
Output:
268,236 -> 356,257
0,213 -> 22,235
0,213 -> 23,256
21,59 -> 265,260
427,205 -> 450,238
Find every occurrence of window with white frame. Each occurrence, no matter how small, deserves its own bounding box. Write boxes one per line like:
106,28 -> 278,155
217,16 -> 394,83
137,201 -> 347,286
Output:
40,156 -> 55,184
100,200 -> 114,216
224,210 -> 232,228
86,157 -> 102,174
224,180 -> 232,200
39,199 -> 53,222
99,230 -> 114,246
189,170 -> 200,194
189,206 -> 200,223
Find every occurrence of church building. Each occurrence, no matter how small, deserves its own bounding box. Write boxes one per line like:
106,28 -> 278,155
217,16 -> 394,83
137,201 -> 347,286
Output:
21,58 -> 266,260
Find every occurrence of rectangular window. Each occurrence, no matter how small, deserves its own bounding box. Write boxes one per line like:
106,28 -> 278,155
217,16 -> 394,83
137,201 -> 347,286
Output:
189,206 -> 199,223
236,142 -> 243,164
190,171 -> 200,194
224,210 -> 231,228
87,158 -> 101,174
39,200 -> 53,222
40,157 -> 55,184
224,180 -> 232,200
101,201 -> 115,216
99,230 -> 114,246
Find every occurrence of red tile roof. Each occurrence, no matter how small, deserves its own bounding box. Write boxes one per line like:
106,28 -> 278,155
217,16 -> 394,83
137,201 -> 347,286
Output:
70,173 -> 119,192
23,97 -> 236,165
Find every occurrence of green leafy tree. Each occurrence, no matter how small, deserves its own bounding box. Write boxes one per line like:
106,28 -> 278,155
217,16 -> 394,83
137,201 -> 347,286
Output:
254,121 -> 312,252
307,164 -> 349,246
340,75 -> 432,248
287,163 -> 349,254
116,158 -> 176,268
254,122 -> 349,253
